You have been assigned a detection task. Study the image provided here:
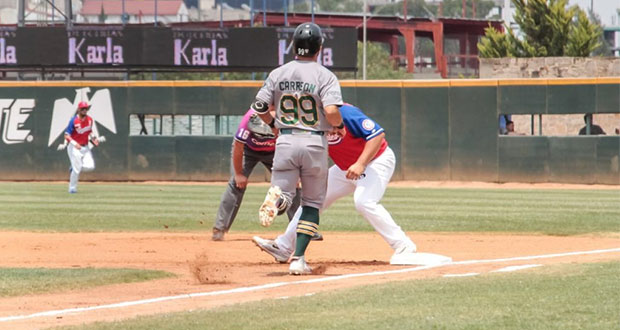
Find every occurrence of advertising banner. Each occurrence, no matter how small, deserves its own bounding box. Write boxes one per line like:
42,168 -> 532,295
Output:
1,26 -> 357,71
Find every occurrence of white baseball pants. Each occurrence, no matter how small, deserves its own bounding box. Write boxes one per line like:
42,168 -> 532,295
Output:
67,144 -> 95,192
275,147 -> 416,253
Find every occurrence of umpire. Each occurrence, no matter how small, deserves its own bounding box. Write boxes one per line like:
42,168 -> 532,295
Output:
211,108 -> 301,241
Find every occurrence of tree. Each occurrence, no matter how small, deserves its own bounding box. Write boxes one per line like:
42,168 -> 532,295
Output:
337,42 -> 411,80
317,0 -> 362,13
478,0 -> 602,58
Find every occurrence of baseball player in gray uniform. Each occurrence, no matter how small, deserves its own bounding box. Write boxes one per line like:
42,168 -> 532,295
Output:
251,22 -> 345,275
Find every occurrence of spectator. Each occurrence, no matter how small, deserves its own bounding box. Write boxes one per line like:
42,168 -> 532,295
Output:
499,114 -> 511,135
506,120 -> 524,135
579,114 -> 606,135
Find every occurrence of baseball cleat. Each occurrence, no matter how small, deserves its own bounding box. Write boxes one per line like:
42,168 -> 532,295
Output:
68,189 -> 77,194
289,256 -> 313,275
252,236 -> 291,263
259,186 -> 282,227
211,228 -> 225,241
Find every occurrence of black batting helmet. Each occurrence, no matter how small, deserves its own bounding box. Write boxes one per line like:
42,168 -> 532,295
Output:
293,22 -> 323,57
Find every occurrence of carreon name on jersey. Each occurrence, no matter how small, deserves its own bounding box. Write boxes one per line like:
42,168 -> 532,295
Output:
279,81 -> 316,93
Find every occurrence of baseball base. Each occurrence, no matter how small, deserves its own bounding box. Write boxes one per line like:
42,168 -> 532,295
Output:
390,252 -> 453,266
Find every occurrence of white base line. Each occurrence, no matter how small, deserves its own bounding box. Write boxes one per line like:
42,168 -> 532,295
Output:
1,247 -> 619,323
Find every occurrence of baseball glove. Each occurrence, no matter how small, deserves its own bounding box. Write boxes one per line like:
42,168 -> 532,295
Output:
247,113 -> 276,139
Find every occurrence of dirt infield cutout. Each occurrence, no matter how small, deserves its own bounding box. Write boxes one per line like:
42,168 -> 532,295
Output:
0,232 -> 618,329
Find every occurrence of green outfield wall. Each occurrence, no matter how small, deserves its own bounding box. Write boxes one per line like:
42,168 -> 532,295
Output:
0,78 -> 617,184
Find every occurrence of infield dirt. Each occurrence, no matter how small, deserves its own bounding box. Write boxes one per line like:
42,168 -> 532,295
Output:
0,231 -> 619,329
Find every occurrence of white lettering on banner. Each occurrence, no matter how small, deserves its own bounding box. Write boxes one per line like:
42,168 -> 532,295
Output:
174,39 -> 228,66
278,39 -> 291,66
0,38 -> 16,64
0,99 -> 34,144
317,48 -> 333,66
277,39 -> 333,66
69,37 -> 123,64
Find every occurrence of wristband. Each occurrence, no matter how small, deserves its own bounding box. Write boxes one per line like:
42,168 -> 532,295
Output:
336,122 -> 344,129
251,100 -> 269,114
70,140 -> 78,147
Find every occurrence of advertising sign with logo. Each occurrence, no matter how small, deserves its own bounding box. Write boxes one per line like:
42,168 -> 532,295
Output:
0,27 -> 17,66
168,28 -> 278,69
66,26 -> 140,66
0,26 -> 356,71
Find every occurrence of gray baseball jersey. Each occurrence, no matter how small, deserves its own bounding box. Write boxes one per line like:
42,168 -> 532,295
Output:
256,60 -> 343,132
255,59 -> 343,209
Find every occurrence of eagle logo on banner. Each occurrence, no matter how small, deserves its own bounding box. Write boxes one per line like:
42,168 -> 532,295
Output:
47,88 -> 117,148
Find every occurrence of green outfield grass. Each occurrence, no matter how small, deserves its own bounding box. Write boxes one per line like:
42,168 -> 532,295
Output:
60,261 -> 620,330
0,182 -> 618,234
0,268 -> 173,297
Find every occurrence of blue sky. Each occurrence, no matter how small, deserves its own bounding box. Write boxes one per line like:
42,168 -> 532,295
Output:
569,0 -> 619,26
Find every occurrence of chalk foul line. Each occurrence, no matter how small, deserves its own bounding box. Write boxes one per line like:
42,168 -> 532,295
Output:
1,247 -> 619,323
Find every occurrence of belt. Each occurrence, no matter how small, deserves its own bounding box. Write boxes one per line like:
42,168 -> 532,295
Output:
280,128 -> 324,136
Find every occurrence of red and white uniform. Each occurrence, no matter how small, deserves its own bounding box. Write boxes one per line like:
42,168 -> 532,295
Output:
65,114 -> 96,193
274,104 -> 416,260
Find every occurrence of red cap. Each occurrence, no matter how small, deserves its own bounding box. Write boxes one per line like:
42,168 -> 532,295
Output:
78,101 -> 90,110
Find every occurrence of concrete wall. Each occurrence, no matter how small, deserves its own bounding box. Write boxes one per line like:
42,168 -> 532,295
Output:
480,57 -> 620,79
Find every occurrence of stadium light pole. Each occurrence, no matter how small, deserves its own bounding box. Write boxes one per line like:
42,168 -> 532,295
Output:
362,0 -> 367,80
250,0 -> 254,26
311,0 -> 315,22
122,0 -> 127,25
283,0 -> 288,26
152,0 -> 158,80
220,2 -> 223,27
154,0 -> 158,26
263,0 -> 266,26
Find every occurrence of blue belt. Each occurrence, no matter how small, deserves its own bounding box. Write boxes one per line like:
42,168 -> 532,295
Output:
280,128 -> 324,136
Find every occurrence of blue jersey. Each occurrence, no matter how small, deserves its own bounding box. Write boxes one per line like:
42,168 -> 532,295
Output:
327,104 -> 388,170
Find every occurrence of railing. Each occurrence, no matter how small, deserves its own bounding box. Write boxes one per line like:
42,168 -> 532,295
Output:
445,54 -> 479,78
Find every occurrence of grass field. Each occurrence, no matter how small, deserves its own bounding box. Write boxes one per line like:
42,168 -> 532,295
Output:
0,182 -> 618,234
1,182 -> 618,329
64,261 -> 620,330
0,268 -> 173,297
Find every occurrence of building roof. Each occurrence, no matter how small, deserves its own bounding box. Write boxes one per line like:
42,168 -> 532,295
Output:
80,0 -> 184,16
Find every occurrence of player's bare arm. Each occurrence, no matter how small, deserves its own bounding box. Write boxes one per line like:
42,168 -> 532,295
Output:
232,140 -> 248,189
325,104 -> 345,134
346,132 -> 385,180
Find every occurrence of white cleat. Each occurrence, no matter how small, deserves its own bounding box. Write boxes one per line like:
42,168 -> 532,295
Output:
289,256 -> 313,275
259,186 -> 282,227
252,236 -> 292,263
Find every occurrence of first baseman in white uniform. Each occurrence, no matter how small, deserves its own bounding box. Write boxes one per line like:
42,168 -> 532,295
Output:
252,22 -> 344,275
253,104 -> 420,265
